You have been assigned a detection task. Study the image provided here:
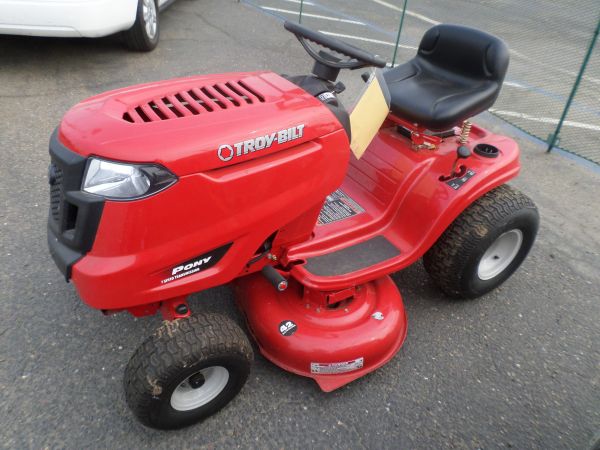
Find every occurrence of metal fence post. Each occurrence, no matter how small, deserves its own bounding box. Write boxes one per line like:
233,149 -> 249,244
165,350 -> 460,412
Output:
299,0 -> 304,23
547,14 -> 600,152
391,0 -> 409,66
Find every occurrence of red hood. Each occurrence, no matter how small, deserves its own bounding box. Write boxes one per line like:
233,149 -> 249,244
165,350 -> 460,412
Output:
58,71 -> 343,176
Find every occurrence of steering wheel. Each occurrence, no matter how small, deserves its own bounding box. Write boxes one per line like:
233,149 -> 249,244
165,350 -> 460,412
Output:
284,21 -> 387,70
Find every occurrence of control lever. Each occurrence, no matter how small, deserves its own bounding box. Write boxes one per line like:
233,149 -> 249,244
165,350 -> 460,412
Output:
262,265 -> 288,292
450,145 -> 471,177
448,119 -> 473,177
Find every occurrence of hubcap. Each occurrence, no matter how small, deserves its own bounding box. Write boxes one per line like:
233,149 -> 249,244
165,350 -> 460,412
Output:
477,229 -> 523,280
142,0 -> 158,39
170,366 -> 229,411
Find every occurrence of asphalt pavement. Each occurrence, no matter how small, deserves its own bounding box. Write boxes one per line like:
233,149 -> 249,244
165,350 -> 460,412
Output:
0,1 -> 599,449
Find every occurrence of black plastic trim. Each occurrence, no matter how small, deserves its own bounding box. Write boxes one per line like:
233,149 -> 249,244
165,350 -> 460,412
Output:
284,74 -> 351,140
47,231 -> 84,281
47,129 -> 105,280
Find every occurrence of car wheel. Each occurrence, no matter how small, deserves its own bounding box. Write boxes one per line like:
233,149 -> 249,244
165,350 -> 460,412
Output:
123,0 -> 160,52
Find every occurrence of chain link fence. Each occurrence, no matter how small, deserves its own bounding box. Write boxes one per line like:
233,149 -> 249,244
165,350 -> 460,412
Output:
244,0 -> 600,165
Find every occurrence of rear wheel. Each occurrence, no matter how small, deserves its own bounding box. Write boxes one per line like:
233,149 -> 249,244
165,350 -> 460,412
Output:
423,184 -> 539,298
124,313 -> 253,429
123,0 -> 160,52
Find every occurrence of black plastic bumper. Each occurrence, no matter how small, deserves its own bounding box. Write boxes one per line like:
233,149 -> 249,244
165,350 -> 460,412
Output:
47,130 -> 104,281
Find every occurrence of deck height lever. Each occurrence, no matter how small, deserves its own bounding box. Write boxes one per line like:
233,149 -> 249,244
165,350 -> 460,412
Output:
262,265 -> 289,292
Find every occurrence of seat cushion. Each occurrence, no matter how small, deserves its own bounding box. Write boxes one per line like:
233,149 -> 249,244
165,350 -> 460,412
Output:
383,25 -> 509,131
384,61 -> 500,131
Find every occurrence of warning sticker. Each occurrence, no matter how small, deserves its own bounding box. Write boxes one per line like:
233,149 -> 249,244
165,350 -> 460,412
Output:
318,189 -> 365,225
310,357 -> 364,375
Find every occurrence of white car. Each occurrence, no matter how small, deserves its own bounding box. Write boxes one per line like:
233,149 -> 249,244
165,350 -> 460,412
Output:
0,0 -> 175,51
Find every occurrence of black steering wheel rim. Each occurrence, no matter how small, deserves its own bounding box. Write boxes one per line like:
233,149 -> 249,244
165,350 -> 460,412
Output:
284,21 -> 387,70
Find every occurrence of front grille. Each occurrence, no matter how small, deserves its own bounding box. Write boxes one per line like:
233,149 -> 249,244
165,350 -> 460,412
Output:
49,163 -> 63,223
122,80 -> 265,123
48,130 -> 105,279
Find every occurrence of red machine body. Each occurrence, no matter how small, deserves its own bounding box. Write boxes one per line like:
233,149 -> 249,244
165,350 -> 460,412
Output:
285,117 -> 520,290
234,114 -> 518,389
51,71 -> 519,390
58,72 -> 350,312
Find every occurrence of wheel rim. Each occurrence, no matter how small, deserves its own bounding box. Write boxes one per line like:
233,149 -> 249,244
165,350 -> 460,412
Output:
170,366 -> 229,411
477,229 -> 523,281
142,0 -> 158,39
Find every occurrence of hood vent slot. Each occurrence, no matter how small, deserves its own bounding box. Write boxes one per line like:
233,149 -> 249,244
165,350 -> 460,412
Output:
123,79 -> 265,123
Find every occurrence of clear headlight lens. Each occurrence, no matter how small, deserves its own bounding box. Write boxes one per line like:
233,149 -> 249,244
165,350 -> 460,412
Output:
82,158 -> 177,200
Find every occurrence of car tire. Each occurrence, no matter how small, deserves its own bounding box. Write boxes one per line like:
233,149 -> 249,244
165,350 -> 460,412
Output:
123,0 -> 160,52
124,313 -> 253,429
423,184 -> 539,299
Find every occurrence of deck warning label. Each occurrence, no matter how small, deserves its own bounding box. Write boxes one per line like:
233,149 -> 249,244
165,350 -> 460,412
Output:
318,189 -> 365,225
311,357 -> 364,374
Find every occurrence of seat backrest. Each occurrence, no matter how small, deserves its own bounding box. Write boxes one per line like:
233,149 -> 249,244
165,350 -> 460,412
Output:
417,24 -> 509,83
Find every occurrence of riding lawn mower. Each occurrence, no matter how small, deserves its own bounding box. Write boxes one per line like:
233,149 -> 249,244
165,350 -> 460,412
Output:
47,21 -> 539,429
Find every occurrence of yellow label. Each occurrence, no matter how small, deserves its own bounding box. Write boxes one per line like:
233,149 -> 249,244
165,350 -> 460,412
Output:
349,74 -> 390,159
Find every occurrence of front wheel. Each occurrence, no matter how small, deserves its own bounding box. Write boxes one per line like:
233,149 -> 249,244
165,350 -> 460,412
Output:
123,0 -> 160,52
423,184 -> 539,299
124,313 -> 253,429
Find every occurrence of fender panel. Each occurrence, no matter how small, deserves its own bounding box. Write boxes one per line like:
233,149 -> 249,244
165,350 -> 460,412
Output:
286,121 -> 521,290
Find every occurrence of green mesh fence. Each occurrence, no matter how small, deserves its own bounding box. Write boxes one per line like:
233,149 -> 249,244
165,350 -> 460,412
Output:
244,0 -> 600,165
549,19 -> 600,162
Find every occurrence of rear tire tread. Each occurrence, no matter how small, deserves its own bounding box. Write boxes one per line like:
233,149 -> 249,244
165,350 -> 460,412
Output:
423,184 -> 538,298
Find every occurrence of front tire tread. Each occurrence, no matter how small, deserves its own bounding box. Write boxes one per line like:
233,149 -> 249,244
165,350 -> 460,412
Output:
124,313 -> 253,429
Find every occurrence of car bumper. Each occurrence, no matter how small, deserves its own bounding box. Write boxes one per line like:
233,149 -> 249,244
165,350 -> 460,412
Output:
0,0 -> 137,37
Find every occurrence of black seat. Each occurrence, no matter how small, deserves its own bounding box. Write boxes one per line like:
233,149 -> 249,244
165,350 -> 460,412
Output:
383,24 -> 509,131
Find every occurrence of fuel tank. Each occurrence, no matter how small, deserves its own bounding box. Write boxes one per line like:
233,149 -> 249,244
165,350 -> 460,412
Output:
50,72 -> 350,312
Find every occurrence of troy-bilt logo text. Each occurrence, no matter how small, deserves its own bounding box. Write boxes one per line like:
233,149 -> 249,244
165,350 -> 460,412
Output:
161,256 -> 212,284
218,124 -> 305,162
